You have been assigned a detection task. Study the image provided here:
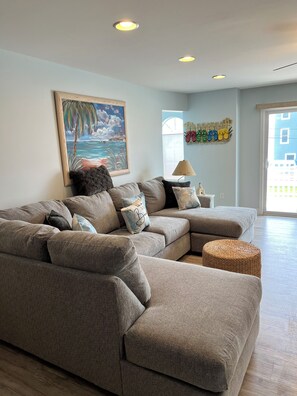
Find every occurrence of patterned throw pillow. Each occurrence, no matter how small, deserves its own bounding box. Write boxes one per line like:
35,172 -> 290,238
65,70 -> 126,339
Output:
122,192 -> 150,227
44,210 -> 72,231
72,213 -> 97,233
172,187 -> 201,210
121,198 -> 150,234
162,180 -> 191,208
69,165 -> 114,196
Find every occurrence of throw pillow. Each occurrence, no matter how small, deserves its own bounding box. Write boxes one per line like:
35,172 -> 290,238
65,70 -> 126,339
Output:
172,186 -> 201,210
162,180 -> 191,208
121,198 -> 150,234
72,213 -> 97,233
122,192 -> 150,228
138,177 -> 166,214
69,165 -> 114,196
44,210 -> 72,231
63,191 -> 120,234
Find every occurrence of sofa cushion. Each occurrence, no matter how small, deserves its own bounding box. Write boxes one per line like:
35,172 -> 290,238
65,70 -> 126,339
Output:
145,216 -> 190,245
44,210 -> 72,231
108,182 -> 141,211
172,186 -> 201,210
0,218 -> 59,262
108,182 -> 142,226
138,177 -> 166,214
63,191 -> 120,234
121,198 -> 150,234
0,200 -> 72,225
125,256 -> 262,392
70,165 -> 114,196
109,229 -> 165,257
48,232 -> 151,304
151,206 -> 257,238
162,180 -> 190,208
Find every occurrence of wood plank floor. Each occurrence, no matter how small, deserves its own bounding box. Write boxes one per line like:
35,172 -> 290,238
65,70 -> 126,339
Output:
0,216 -> 297,395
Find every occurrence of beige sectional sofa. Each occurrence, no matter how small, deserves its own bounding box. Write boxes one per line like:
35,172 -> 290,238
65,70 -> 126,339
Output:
0,176 -> 261,395
136,177 -> 257,254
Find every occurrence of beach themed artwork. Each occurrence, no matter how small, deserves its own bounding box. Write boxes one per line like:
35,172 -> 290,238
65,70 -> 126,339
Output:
184,118 -> 233,144
55,91 -> 129,186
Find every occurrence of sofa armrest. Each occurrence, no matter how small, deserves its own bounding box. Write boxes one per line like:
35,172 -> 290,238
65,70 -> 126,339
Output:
0,253 -> 144,395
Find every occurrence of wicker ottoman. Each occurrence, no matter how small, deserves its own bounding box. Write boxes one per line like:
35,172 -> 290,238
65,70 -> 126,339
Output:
202,239 -> 261,278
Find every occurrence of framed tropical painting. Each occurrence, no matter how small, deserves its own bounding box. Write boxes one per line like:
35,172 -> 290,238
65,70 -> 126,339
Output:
54,91 -> 129,186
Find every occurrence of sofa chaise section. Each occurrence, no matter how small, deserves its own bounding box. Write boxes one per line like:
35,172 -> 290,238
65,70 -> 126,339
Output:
123,255 -> 262,395
152,206 -> 257,253
138,177 -> 257,253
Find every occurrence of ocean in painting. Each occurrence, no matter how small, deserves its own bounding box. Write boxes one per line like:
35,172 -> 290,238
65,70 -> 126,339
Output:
67,140 -> 128,172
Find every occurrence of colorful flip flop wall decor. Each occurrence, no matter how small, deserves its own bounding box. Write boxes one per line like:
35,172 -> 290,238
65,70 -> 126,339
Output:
184,118 -> 233,144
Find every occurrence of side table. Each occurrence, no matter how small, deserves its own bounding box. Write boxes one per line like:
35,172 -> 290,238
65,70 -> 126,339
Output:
202,239 -> 261,278
197,194 -> 215,208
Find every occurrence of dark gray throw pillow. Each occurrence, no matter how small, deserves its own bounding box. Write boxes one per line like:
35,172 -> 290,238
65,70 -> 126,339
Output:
162,180 -> 191,208
45,210 -> 72,231
69,165 -> 114,196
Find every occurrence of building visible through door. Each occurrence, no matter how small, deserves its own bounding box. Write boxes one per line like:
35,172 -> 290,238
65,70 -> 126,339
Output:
264,110 -> 297,215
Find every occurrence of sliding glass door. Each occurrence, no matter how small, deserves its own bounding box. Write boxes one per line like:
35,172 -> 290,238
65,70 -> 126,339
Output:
263,109 -> 297,215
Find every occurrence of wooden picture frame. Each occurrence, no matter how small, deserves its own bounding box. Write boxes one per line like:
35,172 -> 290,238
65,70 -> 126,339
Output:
54,91 -> 129,186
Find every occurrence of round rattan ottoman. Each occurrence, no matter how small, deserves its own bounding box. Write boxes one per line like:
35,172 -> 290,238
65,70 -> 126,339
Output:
202,239 -> 261,278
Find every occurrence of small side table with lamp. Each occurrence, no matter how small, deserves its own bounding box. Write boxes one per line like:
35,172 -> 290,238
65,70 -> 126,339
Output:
172,160 -> 215,208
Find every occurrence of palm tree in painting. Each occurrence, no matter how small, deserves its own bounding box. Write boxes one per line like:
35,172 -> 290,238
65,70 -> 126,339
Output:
62,100 -> 98,158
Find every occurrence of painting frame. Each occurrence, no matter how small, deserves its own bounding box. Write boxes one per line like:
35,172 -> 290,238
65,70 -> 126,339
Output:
54,91 -> 129,186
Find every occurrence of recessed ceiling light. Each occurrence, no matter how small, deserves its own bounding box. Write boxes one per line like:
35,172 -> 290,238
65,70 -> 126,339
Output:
179,56 -> 196,63
113,20 -> 139,31
212,74 -> 226,79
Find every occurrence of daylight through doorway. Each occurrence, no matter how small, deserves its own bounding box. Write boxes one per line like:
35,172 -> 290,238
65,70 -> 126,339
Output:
264,110 -> 297,215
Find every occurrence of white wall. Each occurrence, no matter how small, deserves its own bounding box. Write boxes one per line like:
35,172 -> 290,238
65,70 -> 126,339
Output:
240,83 -> 297,209
184,89 -> 239,206
0,49 -> 187,209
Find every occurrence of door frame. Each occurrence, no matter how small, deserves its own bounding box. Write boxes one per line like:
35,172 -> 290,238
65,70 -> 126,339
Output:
259,107 -> 297,217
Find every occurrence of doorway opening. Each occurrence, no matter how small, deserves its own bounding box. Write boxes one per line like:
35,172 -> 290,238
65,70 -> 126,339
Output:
262,109 -> 297,215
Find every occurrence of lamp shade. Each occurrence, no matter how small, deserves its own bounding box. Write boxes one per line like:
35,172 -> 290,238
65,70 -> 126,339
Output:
172,160 -> 196,176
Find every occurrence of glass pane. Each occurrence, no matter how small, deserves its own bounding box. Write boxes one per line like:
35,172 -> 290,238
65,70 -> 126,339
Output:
266,111 -> 297,213
162,134 -> 184,179
162,117 -> 183,135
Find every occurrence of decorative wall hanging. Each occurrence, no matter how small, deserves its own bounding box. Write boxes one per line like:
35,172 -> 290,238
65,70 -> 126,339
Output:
184,117 -> 233,144
55,91 -> 129,186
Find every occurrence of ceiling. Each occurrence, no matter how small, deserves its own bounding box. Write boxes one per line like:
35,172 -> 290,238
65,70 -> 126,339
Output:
1,0 -> 297,93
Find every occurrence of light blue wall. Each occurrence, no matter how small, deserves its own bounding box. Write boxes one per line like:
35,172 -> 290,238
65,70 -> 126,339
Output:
1,46 -> 297,211
184,89 -> 239,206
240,83 -> 297,209
184,83 -> 297,210
0,49 -> 188,209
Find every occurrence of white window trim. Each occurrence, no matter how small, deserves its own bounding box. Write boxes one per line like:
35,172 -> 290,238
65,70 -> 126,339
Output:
280,128 -> 289,144
162,115 -> 184,180
281,112 -> 290,120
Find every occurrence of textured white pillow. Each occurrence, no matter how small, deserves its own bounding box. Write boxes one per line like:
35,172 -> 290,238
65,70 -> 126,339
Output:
122,192 -> 150,227
172,186 -> 201,210
121,198 -> 150,234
